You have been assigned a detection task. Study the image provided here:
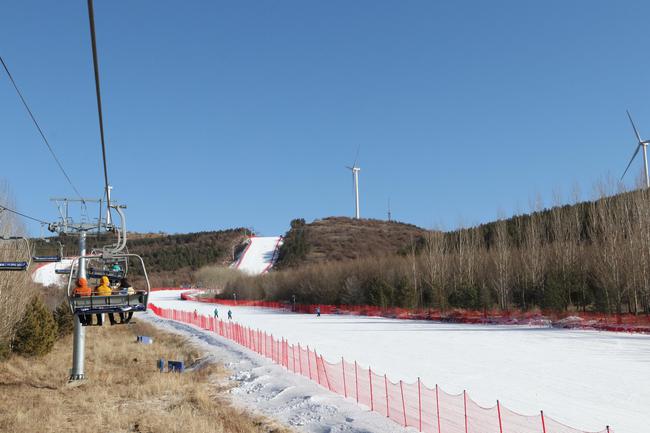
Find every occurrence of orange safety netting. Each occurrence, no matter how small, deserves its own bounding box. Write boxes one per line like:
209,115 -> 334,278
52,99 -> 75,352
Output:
170,289 -> 650,334
148,303 -> 611,433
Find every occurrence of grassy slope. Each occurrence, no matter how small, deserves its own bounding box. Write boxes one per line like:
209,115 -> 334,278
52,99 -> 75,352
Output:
54,229 -> 249,287
275,217 -> 429,269
0,321 -> 292,433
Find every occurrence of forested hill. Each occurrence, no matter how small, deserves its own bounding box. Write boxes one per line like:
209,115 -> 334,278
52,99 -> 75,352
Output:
275,217 -> 429,269
55,228 -> 249,286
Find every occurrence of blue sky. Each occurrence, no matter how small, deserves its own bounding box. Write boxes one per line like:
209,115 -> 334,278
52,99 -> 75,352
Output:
1,1 -> 649,236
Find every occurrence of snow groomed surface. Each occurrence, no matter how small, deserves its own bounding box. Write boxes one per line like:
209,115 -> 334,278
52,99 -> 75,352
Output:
31,258 -> 73,287
150,290 -> 650,433
233,236 -> 283,275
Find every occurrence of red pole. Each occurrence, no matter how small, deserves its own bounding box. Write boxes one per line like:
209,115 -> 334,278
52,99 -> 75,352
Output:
315,350 -> 321,385
463,390 -> 468,433
541,410 -> 547,433
321,355 -> 331,391
400,380 -> 407,427
435,385 -> 441,433
385,374 -> 390,418
369,368 -> 374,411
307,346 -> 313,380
292,344 -> 296,373
418,377 -> 422,432
497,400 -> 503,433
342,357 -> 348,398
355,361 -> 359,403
298,343 -> 303,375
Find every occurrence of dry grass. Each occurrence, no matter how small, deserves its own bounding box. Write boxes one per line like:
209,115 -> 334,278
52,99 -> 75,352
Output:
276,216 -> 428,269
0,321 -> 293,433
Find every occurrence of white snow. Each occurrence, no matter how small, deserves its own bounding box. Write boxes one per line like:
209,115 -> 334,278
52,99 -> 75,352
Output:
31,258 -> 73,287
233,236 -> 282,275
142,308 -> 409,433
150,290 -> 650,433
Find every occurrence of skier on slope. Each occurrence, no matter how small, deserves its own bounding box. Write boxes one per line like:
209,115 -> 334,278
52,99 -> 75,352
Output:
213,307 -> 219,319
316,306 -> 321,317
227,309 -> 233,320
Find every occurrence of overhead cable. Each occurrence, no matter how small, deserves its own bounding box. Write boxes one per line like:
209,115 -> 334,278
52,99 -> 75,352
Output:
0,55 -> 85,203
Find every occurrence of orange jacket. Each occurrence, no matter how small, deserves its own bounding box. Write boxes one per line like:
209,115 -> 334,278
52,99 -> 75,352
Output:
74,278 -> 92,296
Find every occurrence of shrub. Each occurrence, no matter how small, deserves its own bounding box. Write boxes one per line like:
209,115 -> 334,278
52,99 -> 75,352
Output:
53,301 -> 74,338
12,296 -> 58,357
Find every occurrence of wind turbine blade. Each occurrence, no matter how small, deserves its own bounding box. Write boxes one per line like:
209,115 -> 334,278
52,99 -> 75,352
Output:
352,145 -> 360,168
627,110 -> 643,144
621,144 -> 642,180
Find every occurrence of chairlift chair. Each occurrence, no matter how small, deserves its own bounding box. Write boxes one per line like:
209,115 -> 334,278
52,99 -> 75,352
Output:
31,238 -> 64,263
0,236 -> 31,271
67,253 -> 150,326
86,252 -> 127,282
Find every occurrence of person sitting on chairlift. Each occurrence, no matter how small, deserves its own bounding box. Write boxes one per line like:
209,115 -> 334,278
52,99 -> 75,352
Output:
109,277 -> 135,325
74,278 -> 91,297
95,276 -> 112,296
74,278 -> 93,326
117,277 -> 135,295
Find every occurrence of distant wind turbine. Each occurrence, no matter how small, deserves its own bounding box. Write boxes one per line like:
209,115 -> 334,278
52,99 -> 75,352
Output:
621,110 -> 650,189
346,148 -> 361,219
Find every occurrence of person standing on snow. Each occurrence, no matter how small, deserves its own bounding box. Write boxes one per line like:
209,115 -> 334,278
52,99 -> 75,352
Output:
316,306 -> 321,317
227,309 -> 232,320
213,307 -> 219,319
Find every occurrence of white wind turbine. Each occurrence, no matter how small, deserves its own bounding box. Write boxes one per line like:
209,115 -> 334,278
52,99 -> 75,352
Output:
346,148 -> 361,219
621,110 -> 650,189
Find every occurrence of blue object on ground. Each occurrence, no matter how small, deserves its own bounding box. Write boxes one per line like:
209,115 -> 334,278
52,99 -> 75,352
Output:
168,360 -> 184,373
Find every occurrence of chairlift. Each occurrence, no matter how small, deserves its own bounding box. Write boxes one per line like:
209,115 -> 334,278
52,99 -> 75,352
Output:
66,253 -> 150,326
31,238 -> 64,263
87,251 -> 127,282
0,236 -> 31,271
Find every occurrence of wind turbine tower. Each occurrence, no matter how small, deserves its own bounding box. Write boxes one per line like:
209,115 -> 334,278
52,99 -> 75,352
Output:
622,110 -> 650,189
346,150 -> 361,219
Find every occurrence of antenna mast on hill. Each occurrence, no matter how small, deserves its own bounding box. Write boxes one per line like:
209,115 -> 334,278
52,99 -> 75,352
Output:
621,110 -> 650,189
387,198 -> 392,222
346,147 -> 361,219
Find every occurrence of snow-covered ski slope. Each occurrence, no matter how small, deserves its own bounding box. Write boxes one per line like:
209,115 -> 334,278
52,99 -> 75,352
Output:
150,290 -> 650,433
234,236 -> 282,275
31,259 -> 73,287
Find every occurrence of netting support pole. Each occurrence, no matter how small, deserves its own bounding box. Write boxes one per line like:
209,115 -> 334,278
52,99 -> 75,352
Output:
400,380 -> 407,427
385,374 -> 390,418
292,344 -> 296,372
315,349 -> 322,384
418,377 -> 422,432
540,410 -> 547,433
435,384 -> 441,433
307,346 -> 313,380
355,361 -> 359,403
321,355 -> 331,391
497,400 -> 503,433
342,357 -> 348,398
298,343 -> 303,375
369,367 -> 374,410
463,390 -> 468,433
